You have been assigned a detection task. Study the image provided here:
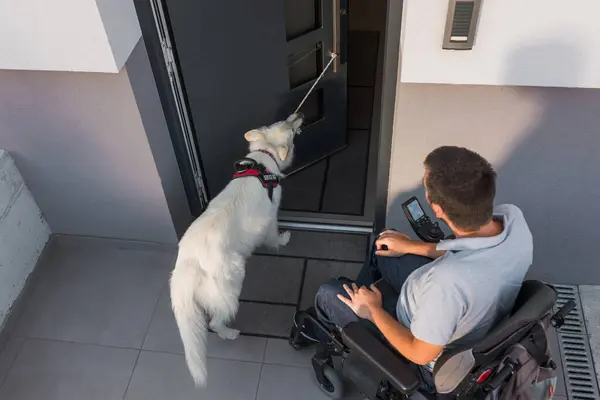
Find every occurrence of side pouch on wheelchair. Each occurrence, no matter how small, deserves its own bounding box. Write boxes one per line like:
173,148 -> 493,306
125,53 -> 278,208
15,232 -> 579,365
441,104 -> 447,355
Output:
492,313 -> 559,400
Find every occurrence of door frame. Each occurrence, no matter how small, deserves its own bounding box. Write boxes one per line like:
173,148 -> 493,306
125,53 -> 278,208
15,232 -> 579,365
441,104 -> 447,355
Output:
134,0 -> 403,234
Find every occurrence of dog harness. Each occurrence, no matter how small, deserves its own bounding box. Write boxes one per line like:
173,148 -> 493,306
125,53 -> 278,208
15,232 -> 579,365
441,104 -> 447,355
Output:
232,151 -> 280,201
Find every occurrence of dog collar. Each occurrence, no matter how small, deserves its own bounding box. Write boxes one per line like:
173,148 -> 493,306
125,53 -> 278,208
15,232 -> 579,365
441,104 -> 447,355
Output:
254,149 -> 280,168
232,158 -> 280,201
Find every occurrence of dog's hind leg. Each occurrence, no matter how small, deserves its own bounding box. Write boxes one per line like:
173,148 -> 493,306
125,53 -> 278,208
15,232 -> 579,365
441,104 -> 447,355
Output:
209,313 -> 240,340
206,289 -> 241,341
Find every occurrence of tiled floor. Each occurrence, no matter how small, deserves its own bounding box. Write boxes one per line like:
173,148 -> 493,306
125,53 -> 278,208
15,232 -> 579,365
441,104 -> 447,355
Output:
0,233 -> 579,399
0,234 -> 371,400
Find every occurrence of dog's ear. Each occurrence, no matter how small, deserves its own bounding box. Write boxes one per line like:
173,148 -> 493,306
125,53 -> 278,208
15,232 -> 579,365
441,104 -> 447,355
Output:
244,130 -> 264,142
277,145 -> 289,161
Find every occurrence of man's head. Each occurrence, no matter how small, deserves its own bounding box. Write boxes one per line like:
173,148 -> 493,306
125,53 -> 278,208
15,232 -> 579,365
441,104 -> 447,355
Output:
423,146 -> 496,232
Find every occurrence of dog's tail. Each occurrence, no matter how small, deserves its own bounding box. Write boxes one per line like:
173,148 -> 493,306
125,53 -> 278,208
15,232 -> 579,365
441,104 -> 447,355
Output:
170,258 -> 208,386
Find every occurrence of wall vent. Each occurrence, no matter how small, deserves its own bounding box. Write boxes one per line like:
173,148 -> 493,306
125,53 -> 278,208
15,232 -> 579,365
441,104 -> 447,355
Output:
553,284 -> 600,400
442,0 -> 482,50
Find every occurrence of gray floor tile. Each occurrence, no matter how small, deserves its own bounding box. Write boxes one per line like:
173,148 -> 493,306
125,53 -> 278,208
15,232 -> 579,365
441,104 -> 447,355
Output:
348,87 -> 374,130
321,131 -> 370,215
256,230 -> 368,262
300,260 -> 363,309
144,289 -> 268,362
348,31 -> 380,87
142,288 -> 182,354
281,160 -> 327,212
579,285 -> 600,386
124,351 -> 261,400
257,364 -> 365,400
233,303 -> 296,338
0,339 -> 138,400
0,336 -> 25,388
264,338 -> 313,368
240,255 -> 305,304
14,236 -> 174,348
206,333 -> 267,363
257,364 -> 332,400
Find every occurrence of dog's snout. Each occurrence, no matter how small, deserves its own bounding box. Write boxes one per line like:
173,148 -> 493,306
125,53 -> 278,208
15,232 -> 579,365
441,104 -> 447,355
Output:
295,112 -> 304,122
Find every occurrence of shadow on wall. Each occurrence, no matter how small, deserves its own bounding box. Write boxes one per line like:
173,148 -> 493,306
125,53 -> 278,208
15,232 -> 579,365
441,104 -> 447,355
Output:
387,41 -> 600,285
0,68 -> 177,244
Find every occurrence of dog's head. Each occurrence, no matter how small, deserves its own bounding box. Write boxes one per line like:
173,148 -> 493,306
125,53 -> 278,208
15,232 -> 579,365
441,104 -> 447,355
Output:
243,113 -> 303,170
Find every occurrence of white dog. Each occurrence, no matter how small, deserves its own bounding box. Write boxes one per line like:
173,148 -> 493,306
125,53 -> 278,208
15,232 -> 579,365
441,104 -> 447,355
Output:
170,113 -> 303,386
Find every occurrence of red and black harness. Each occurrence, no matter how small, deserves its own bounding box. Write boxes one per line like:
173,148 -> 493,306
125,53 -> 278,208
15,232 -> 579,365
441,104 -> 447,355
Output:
232,150 -> 280,201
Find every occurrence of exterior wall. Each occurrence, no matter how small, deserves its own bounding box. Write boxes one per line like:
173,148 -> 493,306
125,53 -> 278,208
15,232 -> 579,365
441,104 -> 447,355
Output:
0,150 -> 51,326
401,0 -> 600,88
387,82 -> 600,284
0,40 -> 180,244
0,0 -> 140,72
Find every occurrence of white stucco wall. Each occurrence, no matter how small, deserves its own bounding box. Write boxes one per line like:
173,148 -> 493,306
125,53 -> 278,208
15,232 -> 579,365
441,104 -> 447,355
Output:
0,0 -> 140,72
0,150 -> 50,327
401,0 -> 600,88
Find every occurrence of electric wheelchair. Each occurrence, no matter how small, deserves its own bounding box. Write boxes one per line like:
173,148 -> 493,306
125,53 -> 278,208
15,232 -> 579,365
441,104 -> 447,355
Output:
289,279 -> 573,399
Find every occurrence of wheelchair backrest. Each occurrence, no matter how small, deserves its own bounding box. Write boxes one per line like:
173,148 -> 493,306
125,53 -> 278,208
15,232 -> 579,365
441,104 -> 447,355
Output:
432,280 -> 557,395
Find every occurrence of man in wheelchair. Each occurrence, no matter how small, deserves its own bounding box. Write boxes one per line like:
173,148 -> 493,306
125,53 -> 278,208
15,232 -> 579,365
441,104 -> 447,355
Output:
290,147 -> 567,399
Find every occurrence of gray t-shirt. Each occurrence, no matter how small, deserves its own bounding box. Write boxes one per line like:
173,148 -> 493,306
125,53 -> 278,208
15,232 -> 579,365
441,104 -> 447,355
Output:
396,204 -> 533,366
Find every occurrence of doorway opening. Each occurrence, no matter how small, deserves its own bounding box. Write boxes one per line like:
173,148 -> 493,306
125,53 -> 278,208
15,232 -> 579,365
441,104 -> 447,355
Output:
280,0 -> 387,228
138,0 -> 393,232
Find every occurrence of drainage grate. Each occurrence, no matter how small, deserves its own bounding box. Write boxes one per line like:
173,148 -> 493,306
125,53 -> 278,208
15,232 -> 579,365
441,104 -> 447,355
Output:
553,284 -> 600,399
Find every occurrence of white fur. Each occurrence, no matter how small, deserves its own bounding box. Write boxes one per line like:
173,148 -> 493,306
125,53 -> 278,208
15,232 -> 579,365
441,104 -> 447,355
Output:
170,114 -> 303,386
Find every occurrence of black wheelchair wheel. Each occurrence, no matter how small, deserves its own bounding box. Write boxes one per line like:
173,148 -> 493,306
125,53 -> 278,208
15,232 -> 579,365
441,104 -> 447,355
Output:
317,364 -> 344,399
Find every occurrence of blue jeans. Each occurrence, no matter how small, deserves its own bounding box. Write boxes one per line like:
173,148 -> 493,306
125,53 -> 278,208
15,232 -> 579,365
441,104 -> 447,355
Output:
314,250 -> 432,331
313,243 -> 436,392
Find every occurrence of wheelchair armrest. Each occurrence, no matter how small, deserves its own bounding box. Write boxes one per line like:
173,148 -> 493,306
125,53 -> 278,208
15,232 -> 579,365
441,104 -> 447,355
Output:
342,322 -> 420,394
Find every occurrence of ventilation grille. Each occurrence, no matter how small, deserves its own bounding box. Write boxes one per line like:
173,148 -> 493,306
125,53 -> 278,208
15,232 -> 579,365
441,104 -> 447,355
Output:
442,0 -> 482,50
450,1 -> 474,41
554,285 -> 600,400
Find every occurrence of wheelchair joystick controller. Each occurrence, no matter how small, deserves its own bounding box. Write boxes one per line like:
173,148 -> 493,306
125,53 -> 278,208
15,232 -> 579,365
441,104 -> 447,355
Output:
401,196 -> 448,243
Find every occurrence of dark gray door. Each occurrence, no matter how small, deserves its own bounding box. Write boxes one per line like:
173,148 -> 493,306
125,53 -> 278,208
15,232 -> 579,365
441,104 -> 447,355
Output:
164,0 -> 348,198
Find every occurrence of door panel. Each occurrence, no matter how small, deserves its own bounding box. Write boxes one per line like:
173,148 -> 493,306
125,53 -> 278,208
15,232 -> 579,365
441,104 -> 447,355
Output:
163,0 -> 348,198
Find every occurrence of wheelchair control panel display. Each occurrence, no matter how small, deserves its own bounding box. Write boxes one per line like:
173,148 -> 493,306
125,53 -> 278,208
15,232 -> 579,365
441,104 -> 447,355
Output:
402,196 -> 446,243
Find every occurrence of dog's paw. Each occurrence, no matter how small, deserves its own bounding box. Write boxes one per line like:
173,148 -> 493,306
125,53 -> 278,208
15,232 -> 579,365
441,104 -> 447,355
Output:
217,328 -> 240,340
277,230 -> 291,246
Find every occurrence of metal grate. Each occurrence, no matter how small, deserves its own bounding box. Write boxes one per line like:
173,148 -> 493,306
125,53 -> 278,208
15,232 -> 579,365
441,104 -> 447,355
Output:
553,285 -> 600,399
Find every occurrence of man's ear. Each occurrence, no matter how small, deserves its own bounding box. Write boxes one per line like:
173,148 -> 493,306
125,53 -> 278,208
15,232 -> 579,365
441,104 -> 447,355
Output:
431,203 -> 444,219
277,145 -> 289,161
244,129 -> 264,142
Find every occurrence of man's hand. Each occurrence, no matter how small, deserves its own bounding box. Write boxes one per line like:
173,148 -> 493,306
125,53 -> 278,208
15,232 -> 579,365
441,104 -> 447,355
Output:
337,283 -> 382,321
375,230 -> 414,257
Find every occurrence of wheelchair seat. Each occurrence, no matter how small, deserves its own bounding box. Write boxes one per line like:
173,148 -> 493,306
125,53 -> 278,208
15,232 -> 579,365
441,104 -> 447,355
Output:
290,280 -> 562,399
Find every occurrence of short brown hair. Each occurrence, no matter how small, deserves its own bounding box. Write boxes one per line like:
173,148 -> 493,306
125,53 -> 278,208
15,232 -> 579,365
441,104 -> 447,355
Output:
424,146 -> 496,231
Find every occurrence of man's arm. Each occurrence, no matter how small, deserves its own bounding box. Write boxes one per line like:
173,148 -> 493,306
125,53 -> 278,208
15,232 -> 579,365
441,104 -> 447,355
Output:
402,240 -> 446,259
337,283 -> 444,366
376,231 -> 446,259
370,307 -> 444,366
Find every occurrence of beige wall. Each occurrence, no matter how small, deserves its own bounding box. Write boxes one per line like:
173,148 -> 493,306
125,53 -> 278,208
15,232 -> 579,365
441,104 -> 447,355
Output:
387,83 -> 600,284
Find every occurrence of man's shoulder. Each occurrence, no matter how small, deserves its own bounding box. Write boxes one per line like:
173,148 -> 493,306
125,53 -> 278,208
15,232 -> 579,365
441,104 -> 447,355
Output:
494,203 -> 524,218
